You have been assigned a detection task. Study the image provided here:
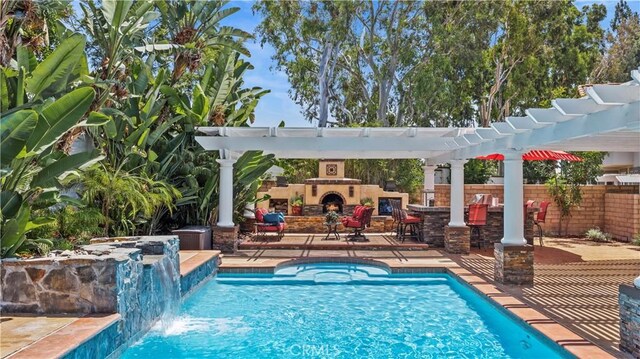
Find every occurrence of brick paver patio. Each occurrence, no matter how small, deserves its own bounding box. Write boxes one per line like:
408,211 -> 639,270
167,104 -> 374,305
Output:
449,239 -> 640,356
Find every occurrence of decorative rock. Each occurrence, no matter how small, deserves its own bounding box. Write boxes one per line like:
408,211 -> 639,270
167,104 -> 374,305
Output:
2,272 -> 36,302
42,269 -> 80,292
25,267 -> 46,282
76,266 -> 97,283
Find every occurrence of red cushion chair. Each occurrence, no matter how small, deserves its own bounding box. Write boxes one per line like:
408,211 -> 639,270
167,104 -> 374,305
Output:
467,204 -> 489,249
398,209 -> 422,243
342,205 -> 375,241
254,208 -> 285,241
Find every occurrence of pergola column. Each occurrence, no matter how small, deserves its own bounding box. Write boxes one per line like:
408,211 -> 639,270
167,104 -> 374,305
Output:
422,164 -> 437,206
444,160 -> 470,254
213,158 -> 238,253
501,153 -> 526,245
216,159 -> 236,228
494,151 -> 533,285
449,160 -> 466,227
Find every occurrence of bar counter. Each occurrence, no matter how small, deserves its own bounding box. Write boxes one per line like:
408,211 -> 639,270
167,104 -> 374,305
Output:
407,204 -> 535,248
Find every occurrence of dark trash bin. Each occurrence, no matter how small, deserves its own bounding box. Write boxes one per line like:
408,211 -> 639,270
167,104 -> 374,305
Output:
172,226 -> 212,250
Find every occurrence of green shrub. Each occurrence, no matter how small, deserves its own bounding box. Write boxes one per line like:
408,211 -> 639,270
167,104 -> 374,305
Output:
290,195 -> 303,207
585,227 -> 611,242
632,233 -> 640,246
27,206 -> 104,245
52,239 -> 75,251
57,207 -> 104,244
360,197 -> 374,207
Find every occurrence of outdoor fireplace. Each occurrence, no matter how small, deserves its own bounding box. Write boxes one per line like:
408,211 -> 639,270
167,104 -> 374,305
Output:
322,193 -> 344,213
256,159 -> 409,216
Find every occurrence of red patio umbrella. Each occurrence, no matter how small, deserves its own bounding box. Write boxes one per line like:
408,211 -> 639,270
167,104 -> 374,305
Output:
476,150 -> 582,162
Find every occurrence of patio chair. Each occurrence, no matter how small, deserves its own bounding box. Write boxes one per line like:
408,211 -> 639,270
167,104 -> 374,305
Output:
534,201 -> 550,246
467,204 -> 489,249
342,205 -> 375,241
398,209 -> 422,243
390,200 -> 402,237
254,208 -> 286,241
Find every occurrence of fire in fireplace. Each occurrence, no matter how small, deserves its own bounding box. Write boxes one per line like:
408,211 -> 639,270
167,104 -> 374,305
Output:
321,193 -> 344,213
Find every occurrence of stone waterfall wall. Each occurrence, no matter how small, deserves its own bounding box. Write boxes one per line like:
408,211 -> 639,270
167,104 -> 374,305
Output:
0,236 -> 181,342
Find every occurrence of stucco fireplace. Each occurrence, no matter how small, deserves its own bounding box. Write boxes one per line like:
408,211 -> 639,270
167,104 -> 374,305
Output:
257,159 -> 409,216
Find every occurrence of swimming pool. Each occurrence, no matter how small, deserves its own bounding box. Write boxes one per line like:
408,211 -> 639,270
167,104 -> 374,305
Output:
121,263 -> 574,358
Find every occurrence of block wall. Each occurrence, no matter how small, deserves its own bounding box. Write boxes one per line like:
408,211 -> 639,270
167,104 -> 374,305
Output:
434,184 -> 639,238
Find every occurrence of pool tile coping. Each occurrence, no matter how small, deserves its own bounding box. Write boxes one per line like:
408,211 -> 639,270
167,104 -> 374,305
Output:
5,314 -> 121,359
179,250 -> 221,276
219,257 -> 614,358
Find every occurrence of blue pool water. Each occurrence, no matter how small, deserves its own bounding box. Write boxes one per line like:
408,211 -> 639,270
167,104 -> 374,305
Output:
121,263 -> 574,358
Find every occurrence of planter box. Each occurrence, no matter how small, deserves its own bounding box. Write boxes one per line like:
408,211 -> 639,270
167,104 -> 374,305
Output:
172,226 -> 212,250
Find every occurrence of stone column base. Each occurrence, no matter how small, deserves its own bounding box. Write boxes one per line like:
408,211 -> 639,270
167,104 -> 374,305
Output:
619,284 -> 640,357
212,225 -> 239,253
444,225 -> 470,254
494,243 -> 534,285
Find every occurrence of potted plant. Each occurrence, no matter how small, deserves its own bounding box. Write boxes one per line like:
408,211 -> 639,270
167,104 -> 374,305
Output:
325,210 -> 340,224
360,197 -> 375,208
290,195 -> 304,215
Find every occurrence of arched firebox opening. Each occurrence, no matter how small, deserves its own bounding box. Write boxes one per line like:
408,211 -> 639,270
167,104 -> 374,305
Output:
321,193 -> 345,213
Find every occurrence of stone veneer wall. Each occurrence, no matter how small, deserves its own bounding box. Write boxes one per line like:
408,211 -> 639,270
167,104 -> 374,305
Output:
444,226 -> 470,254
494,244 -> 534,285
1,237 -> 180,339
434,184 -> 639,238
0,236 -> 221,359
619,284 -> 640,357
412,209 -> 534,248
605,194 -> 640,242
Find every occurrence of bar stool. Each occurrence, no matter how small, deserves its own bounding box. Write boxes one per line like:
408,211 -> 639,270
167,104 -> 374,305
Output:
535,201 -> 550,246
390,201 -> 402,238
467,204 -> 489,249
399,209 -> 422,243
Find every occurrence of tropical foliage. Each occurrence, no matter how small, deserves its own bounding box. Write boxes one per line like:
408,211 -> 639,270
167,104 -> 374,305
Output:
1,0 -> 274,257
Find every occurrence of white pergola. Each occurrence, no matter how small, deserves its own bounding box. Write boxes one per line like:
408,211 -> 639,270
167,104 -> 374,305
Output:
197,69 -> 640,283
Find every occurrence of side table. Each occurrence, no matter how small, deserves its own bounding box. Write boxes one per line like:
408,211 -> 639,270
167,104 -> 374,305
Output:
323,222 -> 340,241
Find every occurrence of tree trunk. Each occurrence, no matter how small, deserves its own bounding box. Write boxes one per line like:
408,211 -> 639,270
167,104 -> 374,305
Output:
317,42 -> 334,127
378,79 -> 390,126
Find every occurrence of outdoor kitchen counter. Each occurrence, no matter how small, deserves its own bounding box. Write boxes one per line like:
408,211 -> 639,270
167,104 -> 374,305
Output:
406,204 -> 536,248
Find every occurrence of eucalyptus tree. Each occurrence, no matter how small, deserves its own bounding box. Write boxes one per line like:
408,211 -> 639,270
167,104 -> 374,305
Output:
476,1 -> 606,126
255,1 -> 355,127
592,0 -> 639,83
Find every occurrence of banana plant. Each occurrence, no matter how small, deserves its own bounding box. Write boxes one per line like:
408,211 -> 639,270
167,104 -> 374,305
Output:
152,0 -> 251,83
171,150 -> 275,226
1,38 -> 107,258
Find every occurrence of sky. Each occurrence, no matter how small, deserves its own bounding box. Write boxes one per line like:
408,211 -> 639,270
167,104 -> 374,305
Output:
227,0 -> 628,128
221,1 -> 313,128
